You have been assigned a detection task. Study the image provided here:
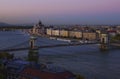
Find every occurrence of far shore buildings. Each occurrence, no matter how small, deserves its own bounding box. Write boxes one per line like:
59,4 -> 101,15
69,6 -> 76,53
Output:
59,29 -> 69,38
46,27 -> 97,41
28,21 -> 45,35
83,32 -> 97,40
69,30 -> 82,39
46,28 -> 52,36
27,21 -> 119,41
52,28 -> 60,36
116,26 -> 120,34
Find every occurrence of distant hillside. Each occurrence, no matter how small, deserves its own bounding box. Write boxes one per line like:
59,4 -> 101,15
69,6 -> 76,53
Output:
0,22 -> 11,26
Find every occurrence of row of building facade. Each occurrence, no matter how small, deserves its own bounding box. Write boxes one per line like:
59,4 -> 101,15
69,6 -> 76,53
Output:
46,28 -> 98,40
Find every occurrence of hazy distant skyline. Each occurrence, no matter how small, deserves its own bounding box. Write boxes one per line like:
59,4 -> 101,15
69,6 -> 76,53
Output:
0,0 -> 120,25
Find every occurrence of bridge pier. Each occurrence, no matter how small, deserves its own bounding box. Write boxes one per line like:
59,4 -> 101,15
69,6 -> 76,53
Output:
100,32 -> 109,51
28,36 -> 39,63
28,48 -> 39,63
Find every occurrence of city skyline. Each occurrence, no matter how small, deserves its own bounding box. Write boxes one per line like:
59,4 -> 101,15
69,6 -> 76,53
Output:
0,0 -> 120,25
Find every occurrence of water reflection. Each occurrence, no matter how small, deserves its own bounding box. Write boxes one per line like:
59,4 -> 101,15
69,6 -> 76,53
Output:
28,48 -> 39,63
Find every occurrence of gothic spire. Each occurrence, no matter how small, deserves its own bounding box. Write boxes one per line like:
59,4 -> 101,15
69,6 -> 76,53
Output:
38,20 -> 42,26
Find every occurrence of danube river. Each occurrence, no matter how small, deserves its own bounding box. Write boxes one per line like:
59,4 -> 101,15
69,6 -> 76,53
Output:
0,31 -> 120,79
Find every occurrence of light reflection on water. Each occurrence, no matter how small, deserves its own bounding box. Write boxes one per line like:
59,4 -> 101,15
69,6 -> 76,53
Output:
0,31 -> 120,79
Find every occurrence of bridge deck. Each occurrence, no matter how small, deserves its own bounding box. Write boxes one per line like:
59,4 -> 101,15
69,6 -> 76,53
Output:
0,43 -> 99,52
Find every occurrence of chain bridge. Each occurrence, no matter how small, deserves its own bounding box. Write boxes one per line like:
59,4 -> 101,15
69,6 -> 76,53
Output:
0,35 -> 102,52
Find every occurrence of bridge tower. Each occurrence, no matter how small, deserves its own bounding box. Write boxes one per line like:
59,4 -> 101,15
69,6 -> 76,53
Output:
28,36 -> 39,63
100,32 -> 110,50
29,36 -> 37,49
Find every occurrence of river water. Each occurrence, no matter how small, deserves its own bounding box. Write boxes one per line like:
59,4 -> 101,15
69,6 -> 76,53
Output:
0,31 -> 120,79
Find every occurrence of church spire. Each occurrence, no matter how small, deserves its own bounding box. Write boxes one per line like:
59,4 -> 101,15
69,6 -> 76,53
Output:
38,20 -> 42,26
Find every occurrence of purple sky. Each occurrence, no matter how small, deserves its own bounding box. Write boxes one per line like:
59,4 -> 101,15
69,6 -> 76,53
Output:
0,0 -> 120,25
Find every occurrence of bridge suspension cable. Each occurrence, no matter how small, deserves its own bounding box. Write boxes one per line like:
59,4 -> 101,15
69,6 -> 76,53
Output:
2,40 -> 29,50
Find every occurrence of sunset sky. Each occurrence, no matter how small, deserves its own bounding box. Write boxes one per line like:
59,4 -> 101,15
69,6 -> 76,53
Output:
0,0 -> 120,25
